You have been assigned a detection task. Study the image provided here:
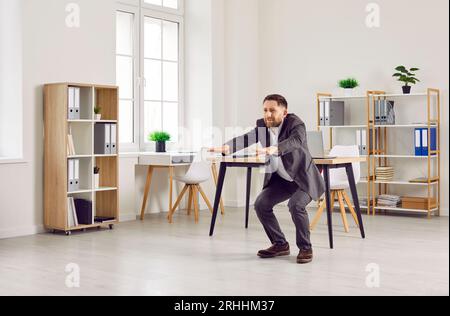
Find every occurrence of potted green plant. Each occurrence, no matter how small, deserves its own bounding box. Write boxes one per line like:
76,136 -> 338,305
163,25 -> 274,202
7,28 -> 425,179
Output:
149,131 -> 171,153
339,78 -> 359,97
393,66 -> 420,94
94,106 -> 102,120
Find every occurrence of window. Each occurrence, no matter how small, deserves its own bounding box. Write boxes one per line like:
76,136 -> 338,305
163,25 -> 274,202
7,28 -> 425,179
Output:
144,0 -> 179,10
143,16 -> 180,145
116,10 -> 136,146
116,1 -> 183,151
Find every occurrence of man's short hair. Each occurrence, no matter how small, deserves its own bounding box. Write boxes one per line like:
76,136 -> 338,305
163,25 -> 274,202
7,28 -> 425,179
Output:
263,94 -> 288,109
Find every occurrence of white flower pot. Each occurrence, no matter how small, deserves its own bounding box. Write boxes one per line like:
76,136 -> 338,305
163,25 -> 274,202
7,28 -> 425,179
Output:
95,114 -> 102,121
94,174 -> 100,188
344,89 -> 354,97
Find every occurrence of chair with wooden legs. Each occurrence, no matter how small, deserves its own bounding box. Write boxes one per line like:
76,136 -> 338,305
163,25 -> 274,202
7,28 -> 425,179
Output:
310,145 -> 361,233
168,159 -> 214,224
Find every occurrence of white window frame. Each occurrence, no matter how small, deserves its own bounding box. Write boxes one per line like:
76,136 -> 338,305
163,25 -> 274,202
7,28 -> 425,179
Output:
141,0 -> 184,16
116,0 -> 184,153
117,3 -> 140,152
139,9 -> 184,152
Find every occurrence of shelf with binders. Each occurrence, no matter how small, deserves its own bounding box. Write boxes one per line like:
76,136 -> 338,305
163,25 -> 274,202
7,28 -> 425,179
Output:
67,157 -> 93,194
67,85 -> 94,120
369,89 -> 441,218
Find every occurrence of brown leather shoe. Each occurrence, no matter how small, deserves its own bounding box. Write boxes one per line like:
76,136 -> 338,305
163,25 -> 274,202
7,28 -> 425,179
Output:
297,248 -> 313,264
257,243 -> 290,259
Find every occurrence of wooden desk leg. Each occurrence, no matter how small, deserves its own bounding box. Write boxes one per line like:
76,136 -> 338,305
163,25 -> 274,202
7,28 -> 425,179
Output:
211,163 -> 225,215
169,166 -> 174,213
140,166 -> 154,221
245,167 -> 252,229
323,165 -> 334,249
345,164 -> 366,239
209,163 -> 227,236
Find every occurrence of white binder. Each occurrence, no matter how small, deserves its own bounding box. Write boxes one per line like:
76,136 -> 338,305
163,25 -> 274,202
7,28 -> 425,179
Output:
110,124 -> 117,154
319,102 -> 325,126
361,129 -> 367,155
356,130 -> 362,154
324,101 -> 330,126
74,87 -> 81,119
105,124 -> 111,154
74,159 -> 80,190
68,88 -> 75,119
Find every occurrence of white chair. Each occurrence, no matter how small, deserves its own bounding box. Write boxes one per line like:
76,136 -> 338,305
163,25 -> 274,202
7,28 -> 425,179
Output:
310,145 -> 361,233
168,151 -> 214,224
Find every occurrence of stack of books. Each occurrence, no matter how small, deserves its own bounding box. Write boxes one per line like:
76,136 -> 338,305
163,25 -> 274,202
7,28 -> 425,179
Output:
377,195 -> 401,208
376,166 -> 395,181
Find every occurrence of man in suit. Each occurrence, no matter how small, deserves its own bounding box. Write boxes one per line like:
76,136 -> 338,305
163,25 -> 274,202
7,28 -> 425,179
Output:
209,94 -> 325,264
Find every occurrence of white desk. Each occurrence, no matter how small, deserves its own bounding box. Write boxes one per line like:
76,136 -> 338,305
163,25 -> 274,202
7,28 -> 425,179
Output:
128,152 -> 224,220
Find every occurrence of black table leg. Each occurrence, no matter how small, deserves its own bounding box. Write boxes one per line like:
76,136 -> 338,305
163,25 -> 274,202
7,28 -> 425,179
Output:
323,165 -> 334,249
209,163 -> 227,236
345,163 -> 366,239
245,167 -> 252,229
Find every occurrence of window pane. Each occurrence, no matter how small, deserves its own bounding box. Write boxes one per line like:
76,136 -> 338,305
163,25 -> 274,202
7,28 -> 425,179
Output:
163,0 -> 178,9
163,21 -> 178,61
144,0 -> 178,9
144,102 -> 162,143
144,59 -> 162,101
144,17 -> 161,59
163,62 -> 178,102
116,56 -> 133,99
116,11 -> 133,56
163,102 -> 178,142
144,0 -> 162,6
119,100 -> 134,144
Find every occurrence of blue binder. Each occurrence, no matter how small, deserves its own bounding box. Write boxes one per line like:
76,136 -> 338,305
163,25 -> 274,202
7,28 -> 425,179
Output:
415,128 -> 422,156
421,128 -> 437,156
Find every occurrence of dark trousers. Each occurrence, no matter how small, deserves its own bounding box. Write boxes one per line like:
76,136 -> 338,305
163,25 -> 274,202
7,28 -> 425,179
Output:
254,173 -> 313,250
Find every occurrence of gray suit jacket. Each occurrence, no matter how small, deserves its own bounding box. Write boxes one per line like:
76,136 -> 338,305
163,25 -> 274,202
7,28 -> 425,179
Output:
224,114 -> 325,201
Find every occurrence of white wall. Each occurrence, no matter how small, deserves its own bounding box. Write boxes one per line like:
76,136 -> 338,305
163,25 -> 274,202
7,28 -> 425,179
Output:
0,0 -> 116,238
0,0 -> 23,159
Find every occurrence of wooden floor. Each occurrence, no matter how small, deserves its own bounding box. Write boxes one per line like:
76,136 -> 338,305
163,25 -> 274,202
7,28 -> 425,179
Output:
0,207 -> 448,296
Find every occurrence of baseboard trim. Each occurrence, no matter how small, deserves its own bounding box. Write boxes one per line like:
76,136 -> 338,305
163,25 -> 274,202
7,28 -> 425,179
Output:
0,224 -> 45,240
119,213 -> 139,222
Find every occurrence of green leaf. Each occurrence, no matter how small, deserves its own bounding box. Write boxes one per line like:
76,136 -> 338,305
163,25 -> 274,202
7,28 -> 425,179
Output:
395,66 -> 407,73
148,131 -> 171,142
410,68 -> 420,72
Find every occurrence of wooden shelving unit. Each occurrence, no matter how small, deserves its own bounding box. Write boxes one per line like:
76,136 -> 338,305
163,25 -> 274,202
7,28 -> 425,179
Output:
44,83 -> 120,235
316,88 -> 441,218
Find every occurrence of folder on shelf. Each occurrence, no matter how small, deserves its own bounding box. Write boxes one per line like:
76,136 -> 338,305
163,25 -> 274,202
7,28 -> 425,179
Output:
74,199 -> 93,225
74,87 -> 81,119
361,129 -> 368,155
71,197 -> 79,226
324,101 -> 330,126
67,197 -> 75,228
94,123 -> 112,155
385,101 -> 395,125
68,88 -> 75,120
319,101 -> 325,126
110,124 -> 117,155
328,101 -> 345,126
356,130 -> 362,154
415,128 -> 422,156
74,159 -> 80,190
375,100 -> 381,124
421,128 -> 437,156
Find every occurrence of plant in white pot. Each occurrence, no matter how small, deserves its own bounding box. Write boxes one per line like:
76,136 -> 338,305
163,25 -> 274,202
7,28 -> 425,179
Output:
339,78 -> 360,97
393,66 -> 420,94
94,106 -> 102,120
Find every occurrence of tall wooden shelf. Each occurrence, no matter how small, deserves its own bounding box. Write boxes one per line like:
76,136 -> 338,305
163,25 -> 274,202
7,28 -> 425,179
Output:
316,88 -> 441,218
44,83 -> 120,234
